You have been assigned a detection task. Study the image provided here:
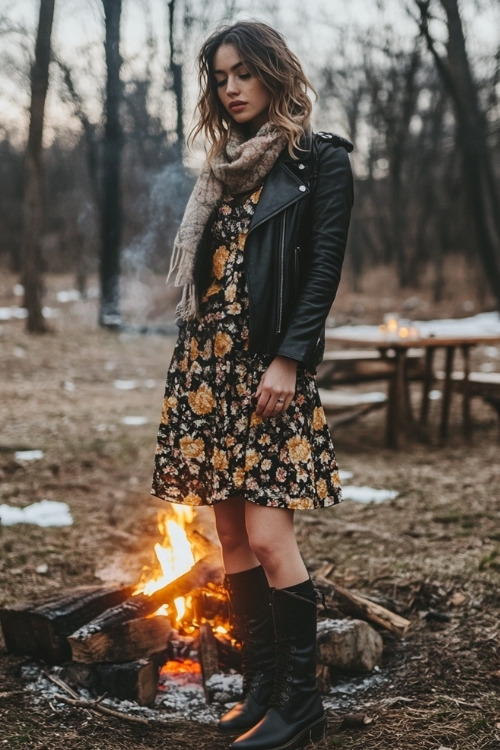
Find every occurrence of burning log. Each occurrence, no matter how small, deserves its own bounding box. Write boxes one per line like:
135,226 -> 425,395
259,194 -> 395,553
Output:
68,556 -> 223,664
313,575 -> 410,638
0,585 -> 134,664
68,614 -> 172,664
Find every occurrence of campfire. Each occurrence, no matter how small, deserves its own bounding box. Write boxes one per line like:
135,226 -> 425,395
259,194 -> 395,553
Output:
0,506 -> 410,720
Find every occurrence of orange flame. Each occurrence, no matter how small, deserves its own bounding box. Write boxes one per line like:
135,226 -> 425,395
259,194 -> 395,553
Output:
135,506 -> 195,621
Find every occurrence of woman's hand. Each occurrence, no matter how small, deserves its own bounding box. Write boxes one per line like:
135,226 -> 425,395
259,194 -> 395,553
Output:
254,355 -> 298,418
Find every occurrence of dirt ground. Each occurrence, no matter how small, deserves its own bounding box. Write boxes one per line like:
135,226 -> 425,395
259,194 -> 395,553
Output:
1,270 -> 499,750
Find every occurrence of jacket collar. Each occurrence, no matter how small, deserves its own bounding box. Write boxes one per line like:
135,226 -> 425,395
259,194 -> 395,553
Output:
249,133 -> 313,232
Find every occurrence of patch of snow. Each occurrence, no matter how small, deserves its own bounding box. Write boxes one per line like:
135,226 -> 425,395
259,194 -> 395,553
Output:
114,379 -> 138,390
339,469 -> 354,481
0,306 -> 27,321
122,415 -> 149,425
0,500 -> 73,527
341,486 -> 398,504
14,450 -> 44,461
56,290 -> 81,303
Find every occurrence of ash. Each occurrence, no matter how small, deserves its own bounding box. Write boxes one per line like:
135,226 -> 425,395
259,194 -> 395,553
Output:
20,662 -> 244,725
20,659 -> 387,724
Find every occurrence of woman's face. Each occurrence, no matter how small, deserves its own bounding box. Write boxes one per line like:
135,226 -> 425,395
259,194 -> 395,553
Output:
213,43 -> 271,135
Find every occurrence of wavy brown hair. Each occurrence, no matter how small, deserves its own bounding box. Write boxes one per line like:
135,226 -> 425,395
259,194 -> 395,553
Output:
189,20 -> 316,160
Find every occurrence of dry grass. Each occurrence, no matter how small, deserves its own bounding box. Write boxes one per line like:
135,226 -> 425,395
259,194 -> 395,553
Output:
1,271 -> 499,749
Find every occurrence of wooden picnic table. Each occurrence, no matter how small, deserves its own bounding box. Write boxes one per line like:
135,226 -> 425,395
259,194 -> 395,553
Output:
324,325 -> 500,448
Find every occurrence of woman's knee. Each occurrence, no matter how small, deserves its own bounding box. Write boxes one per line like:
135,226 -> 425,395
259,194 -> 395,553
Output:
213,498 -> 249,553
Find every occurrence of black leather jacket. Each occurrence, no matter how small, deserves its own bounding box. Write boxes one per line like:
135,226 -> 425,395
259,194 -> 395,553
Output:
195,132 -> 354,373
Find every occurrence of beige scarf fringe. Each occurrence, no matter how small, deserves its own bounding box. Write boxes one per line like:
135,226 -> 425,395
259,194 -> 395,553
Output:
168,123 -> 287,320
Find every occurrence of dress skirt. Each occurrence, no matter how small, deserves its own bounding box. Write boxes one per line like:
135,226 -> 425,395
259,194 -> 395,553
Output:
151,187 -> 342,510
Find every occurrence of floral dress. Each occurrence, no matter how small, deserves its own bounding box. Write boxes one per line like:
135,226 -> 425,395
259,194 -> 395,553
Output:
151,187 -> 342,510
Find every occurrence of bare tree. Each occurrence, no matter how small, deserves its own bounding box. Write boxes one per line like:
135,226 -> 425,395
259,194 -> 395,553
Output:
415,0 -> 500,308
99,0 -> 123,328
22,0 -> 55,333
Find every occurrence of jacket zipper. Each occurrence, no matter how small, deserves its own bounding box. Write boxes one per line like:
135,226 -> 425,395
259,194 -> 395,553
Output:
277,213 -> 286,334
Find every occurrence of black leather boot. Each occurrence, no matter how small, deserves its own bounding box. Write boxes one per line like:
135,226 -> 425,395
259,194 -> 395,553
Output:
218,566 -> 275,735
230,578 -> 326,750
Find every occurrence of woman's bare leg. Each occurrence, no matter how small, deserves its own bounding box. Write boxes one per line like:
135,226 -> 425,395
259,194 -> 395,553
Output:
244,502 -> 308,588
213,496 -> 260,573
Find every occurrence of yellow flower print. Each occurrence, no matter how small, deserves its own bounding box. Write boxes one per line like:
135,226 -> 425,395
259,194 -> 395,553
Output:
213,448 -> 228,471
288,497 -> 313,510
312,406 -> 327,431
179,435 -> 205,461
202,282 -> 221,300
245,450 -> 260,472
225,283 -> 237,302
251,187 -> 263,203
332,469 -> 341,487
161,395 -> 178,424
258,434 -> 271,445
214,331 -> 233,357
316,478 -> 328,499
183,492 -> 203,506
221,203 -> 232,215
233,466 -> 245,487
213,246 -> 229,280
188,384 -> 215,415
190,337 -> 200,361
250,412 -> 263,427
226,435 -> 236,448
287,435 -> 311,463
238,231 -> 247,251
261,459 -> 272,472
228,302 -> 242,315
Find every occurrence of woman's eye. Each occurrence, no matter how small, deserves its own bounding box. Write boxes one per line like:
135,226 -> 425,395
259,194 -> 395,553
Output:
215,79 -> 227,88
239,73 -> 251,80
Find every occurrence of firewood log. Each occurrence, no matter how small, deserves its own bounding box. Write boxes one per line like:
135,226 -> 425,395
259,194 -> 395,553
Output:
68,556 -> 223,663
313,575 -> 410,638
0,585 -> 135,663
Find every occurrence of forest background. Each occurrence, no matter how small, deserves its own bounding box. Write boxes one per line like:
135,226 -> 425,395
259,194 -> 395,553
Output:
1,0 -> 500,330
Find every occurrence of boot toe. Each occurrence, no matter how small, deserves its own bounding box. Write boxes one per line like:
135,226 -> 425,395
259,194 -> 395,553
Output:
230,707 -> 326,750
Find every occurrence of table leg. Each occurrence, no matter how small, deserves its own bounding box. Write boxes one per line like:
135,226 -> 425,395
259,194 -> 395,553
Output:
462,345 -> 471,440
440,346 -> 455,440
420,347 -> 436,426
385,348 -> 407,449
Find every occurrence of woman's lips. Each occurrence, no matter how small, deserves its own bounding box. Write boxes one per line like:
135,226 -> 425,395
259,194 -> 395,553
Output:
229,101 -> 246,112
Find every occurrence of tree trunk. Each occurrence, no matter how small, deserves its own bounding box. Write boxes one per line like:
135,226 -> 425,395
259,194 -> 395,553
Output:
416,0 -> 500,309
168,0 -> 184,162
99,0 -> 123,328
22,0 -> 55,333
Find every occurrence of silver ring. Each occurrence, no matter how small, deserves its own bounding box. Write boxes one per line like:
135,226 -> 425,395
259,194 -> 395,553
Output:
277,399 -> 284,403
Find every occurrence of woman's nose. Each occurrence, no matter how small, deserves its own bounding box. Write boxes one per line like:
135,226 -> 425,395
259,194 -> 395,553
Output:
226,75 -> 239,96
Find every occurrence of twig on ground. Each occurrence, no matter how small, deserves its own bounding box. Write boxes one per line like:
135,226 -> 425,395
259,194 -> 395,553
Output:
53,693 -> 151,725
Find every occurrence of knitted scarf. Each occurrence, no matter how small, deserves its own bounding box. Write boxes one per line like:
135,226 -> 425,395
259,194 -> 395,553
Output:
168,122 -> 287,320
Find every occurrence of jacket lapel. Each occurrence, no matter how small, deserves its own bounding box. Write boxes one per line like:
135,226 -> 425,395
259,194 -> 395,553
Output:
249,146 -> 312,233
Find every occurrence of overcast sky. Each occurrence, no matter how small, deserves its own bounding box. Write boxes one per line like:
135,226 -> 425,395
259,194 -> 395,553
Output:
1,0 -> 498,146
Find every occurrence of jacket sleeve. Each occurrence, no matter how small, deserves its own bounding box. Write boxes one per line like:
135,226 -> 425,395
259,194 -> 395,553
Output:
276,142 -> 353,366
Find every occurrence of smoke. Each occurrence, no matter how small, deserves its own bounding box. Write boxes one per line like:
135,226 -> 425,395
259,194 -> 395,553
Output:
120,160 -> 196,330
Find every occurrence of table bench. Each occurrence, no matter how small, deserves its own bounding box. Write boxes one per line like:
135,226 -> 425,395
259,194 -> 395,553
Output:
435,371 -> 500,436
318,388 -> 388,428
316,348 -> 426,387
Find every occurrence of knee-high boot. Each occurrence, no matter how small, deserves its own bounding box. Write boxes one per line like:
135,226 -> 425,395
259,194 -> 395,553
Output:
230,578 -> 326,750
218,566 -> 275,735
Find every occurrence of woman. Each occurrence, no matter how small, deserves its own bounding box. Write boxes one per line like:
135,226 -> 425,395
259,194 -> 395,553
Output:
151,20 -> 353,750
